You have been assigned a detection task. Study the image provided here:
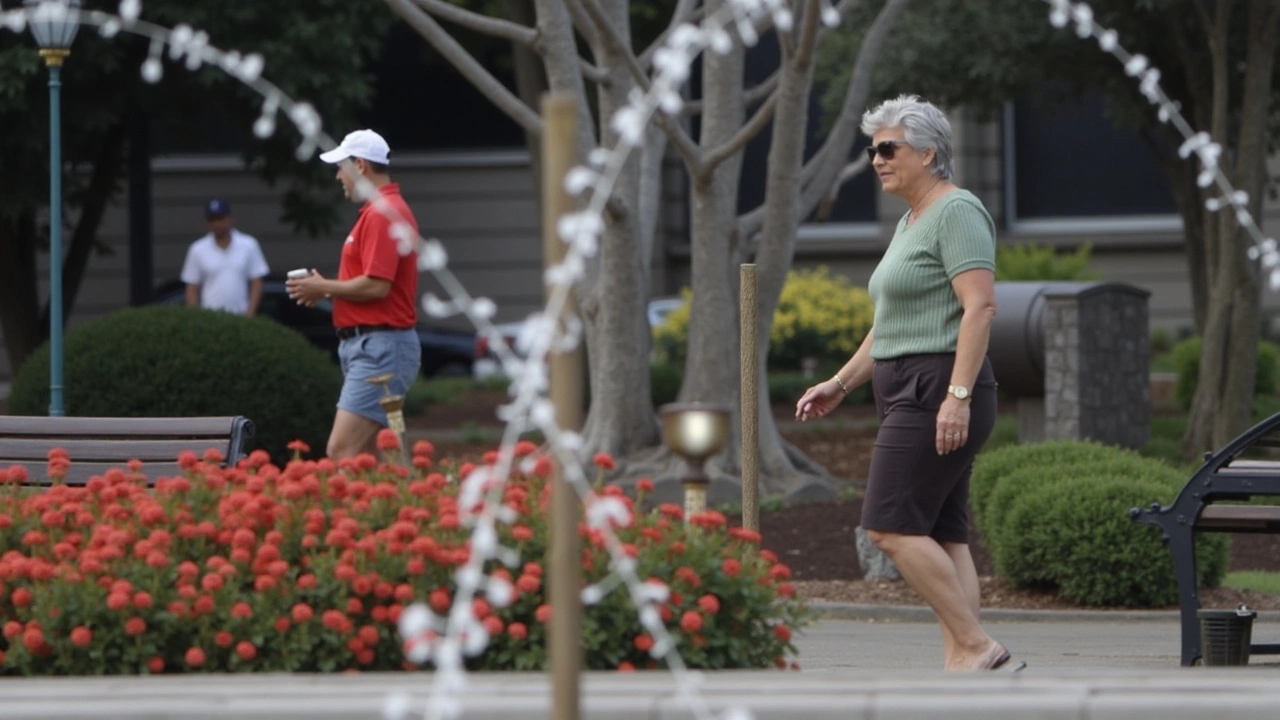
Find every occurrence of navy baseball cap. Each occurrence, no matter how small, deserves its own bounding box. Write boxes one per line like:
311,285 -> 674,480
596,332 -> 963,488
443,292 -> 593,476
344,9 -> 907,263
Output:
205,198 -> 231,218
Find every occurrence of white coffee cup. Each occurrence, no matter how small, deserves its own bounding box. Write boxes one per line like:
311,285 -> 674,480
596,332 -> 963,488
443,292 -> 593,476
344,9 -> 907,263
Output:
287,268 -> 310,280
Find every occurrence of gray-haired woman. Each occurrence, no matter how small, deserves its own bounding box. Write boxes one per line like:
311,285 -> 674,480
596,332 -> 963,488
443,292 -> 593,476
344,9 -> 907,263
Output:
795,94 -> 1014,672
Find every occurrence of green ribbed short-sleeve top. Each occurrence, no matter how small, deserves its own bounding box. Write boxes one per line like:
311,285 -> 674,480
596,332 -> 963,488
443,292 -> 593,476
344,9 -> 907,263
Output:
866,189 -> 996,360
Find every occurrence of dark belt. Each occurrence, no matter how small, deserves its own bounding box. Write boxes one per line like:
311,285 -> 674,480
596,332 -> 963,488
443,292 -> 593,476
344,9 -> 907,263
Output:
335,324 -> 405,340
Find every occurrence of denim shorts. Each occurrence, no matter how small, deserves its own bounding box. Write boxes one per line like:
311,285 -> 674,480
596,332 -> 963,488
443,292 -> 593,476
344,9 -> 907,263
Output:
336,329 -> 421,426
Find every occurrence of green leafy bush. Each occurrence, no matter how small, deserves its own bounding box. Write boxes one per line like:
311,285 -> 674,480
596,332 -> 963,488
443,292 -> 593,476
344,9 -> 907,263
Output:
994,242 -> 1099,281
999,478 -> 1228,606
653,267 -> 874,372
1171,336 -> 1280,410
973,440 -> 1229,607
8,306 -> 341,462
650,361 -> 683,407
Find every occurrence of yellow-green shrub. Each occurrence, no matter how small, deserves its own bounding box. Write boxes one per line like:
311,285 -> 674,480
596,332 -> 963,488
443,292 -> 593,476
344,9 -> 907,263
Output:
652,268 -> 874,371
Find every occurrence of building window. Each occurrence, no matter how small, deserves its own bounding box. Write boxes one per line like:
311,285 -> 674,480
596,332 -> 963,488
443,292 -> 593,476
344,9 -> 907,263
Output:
1005,90 -> 1177,232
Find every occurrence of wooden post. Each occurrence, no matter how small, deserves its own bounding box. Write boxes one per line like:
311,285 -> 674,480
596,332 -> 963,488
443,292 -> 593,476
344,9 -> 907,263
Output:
542,93 -> 583,720
740,264 -> 760,532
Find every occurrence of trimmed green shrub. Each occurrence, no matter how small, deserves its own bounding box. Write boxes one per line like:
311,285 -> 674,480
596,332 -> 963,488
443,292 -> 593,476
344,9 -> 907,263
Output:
981,452 -> 1180,542
994,242 -> 1099,281
653,267 -> 874,372
998,478 -> 1229,606
9,306 -> 341,462
1171,336 -> 1280,410
971,440 -> 1128,526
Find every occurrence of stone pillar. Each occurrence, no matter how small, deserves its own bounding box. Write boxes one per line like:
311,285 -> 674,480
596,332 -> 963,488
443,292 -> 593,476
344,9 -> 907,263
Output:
1043,284 -> 1151,449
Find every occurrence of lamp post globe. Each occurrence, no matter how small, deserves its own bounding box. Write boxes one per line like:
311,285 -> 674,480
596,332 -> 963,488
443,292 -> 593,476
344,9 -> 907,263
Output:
25,0 -> 82,417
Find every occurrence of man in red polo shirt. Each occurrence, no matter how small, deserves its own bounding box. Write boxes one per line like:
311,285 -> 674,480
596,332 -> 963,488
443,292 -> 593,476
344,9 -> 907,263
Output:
286,129 -> 421,459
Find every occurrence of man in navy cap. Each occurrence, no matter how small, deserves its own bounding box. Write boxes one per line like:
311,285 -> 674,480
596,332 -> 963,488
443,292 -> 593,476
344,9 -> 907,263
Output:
180,198 -> 270,316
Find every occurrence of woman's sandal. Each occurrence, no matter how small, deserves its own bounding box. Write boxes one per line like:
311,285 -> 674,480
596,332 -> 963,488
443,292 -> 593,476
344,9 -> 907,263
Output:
977,642 -> 1027,672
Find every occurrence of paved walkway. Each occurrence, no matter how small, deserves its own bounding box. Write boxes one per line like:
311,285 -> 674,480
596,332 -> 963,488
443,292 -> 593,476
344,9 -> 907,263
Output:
2,608 -> 1278,718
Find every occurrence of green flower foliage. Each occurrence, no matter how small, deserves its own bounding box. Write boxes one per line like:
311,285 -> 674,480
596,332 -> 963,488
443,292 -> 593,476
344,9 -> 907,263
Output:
653,267 -> 874,372
8,305 -> 341,463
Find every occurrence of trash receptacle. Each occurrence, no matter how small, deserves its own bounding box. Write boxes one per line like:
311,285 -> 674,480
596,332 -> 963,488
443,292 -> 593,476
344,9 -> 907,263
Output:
1198,605 -> 1256,666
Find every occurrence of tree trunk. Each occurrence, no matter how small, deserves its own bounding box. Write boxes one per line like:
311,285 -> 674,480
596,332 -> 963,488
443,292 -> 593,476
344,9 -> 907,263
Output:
576,0 -> 660,456
1182,0 -> 1278,454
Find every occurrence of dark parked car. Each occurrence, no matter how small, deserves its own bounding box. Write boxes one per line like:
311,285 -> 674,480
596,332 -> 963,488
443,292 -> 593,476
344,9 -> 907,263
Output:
151,277 -> 475,377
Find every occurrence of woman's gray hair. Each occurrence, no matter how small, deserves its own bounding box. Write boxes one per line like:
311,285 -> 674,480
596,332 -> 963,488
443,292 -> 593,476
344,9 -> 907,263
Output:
860,94 -> 954,180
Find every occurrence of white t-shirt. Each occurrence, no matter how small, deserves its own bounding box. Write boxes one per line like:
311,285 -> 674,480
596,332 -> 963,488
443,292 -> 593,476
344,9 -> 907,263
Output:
179,230 -> 270,314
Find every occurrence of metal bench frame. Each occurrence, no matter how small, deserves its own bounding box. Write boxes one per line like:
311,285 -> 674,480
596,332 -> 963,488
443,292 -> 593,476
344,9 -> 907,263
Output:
0,416 -> 255,486
1130,411 -> 1280,666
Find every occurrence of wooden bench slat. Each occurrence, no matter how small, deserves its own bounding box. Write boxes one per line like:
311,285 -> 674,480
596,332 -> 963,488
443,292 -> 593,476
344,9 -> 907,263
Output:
1197,505 -> 1280,531
13,461 -> 187,486
0,438 -> 231,463
0,416 -> 241,438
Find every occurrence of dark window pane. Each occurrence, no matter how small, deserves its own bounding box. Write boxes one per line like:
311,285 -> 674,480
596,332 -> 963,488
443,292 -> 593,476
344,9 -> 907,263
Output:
358,23 -> 524,151
1012,91 -> 1175,218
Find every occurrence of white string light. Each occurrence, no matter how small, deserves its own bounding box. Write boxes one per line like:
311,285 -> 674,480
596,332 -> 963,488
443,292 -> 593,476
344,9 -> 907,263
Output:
1043,0 -> 1280,288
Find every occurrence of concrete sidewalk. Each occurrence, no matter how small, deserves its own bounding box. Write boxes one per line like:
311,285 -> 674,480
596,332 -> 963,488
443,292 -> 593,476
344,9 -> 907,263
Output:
2,614 -> 1278,719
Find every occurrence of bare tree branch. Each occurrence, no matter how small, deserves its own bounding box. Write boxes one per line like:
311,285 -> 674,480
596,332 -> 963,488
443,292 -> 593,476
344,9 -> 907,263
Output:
794,0 -> 823,66
682,69 -> 778,116
638,0 -> 702,67
700,91 -> 778,178
410,0 -> 537,46
814,155 -> 870,221
737,0 -> 910,241
383,0 -> 543,135
575,0 -> 703,171
562,0 -> 601,50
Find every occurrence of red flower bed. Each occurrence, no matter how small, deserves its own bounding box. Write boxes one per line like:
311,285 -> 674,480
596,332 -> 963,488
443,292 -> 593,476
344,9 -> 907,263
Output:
0,442 -> 807,675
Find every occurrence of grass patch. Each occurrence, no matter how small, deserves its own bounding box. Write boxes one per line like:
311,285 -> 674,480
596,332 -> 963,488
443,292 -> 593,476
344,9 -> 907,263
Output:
1223,571 -> 1280,595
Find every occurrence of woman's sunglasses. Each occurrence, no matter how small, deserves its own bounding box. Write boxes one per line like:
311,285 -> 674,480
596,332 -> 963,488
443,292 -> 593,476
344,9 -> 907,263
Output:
865,140 -> 909,162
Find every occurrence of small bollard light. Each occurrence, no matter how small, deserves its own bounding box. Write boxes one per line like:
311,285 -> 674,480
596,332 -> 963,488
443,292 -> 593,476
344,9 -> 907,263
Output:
659,403 -> 730,520
366,372 -> 406,461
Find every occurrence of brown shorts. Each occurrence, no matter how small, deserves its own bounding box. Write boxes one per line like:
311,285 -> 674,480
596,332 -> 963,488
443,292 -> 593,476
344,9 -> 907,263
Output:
861,353 -> 997,544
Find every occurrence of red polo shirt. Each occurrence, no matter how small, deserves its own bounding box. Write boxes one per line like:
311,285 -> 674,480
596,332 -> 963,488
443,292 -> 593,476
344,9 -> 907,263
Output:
333,183 -> 419,329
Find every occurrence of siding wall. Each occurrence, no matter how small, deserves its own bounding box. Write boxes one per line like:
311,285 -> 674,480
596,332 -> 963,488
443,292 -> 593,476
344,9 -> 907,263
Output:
5,126 -> 1280,382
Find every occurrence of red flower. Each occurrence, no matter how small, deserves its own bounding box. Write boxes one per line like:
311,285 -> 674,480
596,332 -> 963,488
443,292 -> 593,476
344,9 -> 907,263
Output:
634,634 -> 654,652
201,573 -> 224,592
22,626 -> 44,652
287,440 -> 311,454
376,429 -> 401,451
507,622 -> 528,640
516,575 -> 540,594
511,525 -> 534,542
291,603 -> 314,623
106,592 -> 130,611
125,618 -> 147,636
274,617 -> 292,633
679,611 -> 703,633
70,626 -> 93,648
215,631 -> 233,648
636,478 -> 655,493
697,595 -> 720,615
721,559 -> 741,577
429,589 -> 451,613
774,625 -> 792,642
768,564 -> 792,582
592,452 -> 615,470
777,583 -> 796,598
728,527 -> 763,544
133,592 -> 153,609
11,587 -> 32,608
148,656 -> 165,674
235,641 -> 257,661
617,661 -> 635,672
185,647 -> 206,668
674,566 -> 701,588
412,440 -> 435,457
3,621 -> 22,639
535,604 -> 552,624
689,511 -> 727,529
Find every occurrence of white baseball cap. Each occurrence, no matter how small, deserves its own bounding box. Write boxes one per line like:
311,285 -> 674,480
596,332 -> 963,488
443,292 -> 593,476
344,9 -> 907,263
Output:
319,129 -> 391,165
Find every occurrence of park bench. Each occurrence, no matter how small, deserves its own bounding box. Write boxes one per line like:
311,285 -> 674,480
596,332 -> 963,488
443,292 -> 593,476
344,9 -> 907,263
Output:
0,416 -> 254,486
1129,412 -> 1280,666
